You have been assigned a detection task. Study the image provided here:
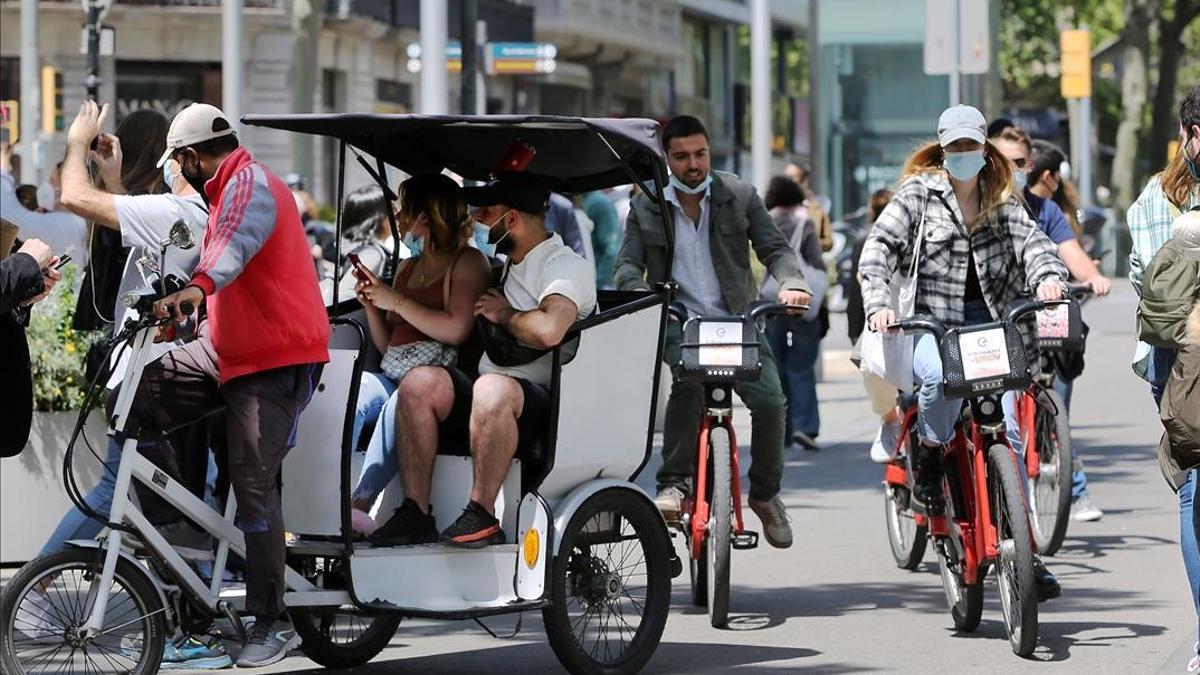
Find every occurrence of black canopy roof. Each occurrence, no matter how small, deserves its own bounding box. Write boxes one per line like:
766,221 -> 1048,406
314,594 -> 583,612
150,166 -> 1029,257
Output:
239,113 -> 667,194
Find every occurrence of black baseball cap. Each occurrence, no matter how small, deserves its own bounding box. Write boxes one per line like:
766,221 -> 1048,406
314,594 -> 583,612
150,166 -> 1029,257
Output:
465,172 -> 551,214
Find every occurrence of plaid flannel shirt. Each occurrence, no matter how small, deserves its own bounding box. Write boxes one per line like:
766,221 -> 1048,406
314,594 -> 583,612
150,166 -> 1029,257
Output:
1127,175 -> 1200,291
860,172 -> 1067,328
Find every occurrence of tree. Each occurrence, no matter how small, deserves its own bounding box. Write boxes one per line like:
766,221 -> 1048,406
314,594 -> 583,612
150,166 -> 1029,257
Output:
1111,0 -> 1156,212
1149,0 -> 1200,169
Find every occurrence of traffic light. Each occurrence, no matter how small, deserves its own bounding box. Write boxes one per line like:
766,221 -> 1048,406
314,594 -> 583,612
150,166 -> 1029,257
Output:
0,100 -> 17,145
41,66 -> 63,134
1060,29 -> 1091,99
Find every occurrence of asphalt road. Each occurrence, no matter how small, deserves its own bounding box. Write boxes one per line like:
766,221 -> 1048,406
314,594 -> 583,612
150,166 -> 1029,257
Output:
6,282 -> 1193,673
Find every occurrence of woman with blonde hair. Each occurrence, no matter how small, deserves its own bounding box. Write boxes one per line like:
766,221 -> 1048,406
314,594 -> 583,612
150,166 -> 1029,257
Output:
860,105 -> 1068,599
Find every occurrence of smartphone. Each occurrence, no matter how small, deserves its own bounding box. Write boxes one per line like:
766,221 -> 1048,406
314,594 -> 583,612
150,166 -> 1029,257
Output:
53,254 -> 72,270
348,253 -> 369,280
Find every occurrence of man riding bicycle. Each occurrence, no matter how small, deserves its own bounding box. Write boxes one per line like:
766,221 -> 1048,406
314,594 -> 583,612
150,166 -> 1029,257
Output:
613,115 -> 811,549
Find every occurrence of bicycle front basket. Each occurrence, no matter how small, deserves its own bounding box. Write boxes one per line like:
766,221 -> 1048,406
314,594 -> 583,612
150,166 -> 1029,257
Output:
679,317 -> 762,382
940,321 -> 1031,398
1034,299 -> 1085,352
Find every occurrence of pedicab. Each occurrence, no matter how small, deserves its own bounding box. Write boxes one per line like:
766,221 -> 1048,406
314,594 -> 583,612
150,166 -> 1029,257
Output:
0,114 -> 682,675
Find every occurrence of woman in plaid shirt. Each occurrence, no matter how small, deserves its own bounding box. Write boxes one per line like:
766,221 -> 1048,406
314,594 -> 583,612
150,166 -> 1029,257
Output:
861,105 -> 1068,600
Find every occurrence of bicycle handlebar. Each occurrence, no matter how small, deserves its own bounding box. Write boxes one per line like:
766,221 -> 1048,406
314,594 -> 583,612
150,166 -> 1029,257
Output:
888,297 -> 1067,341
1065,282 -> 1094,299
667,301 -> 810,324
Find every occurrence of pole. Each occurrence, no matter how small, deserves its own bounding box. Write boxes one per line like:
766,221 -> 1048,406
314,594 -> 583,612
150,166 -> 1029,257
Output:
420,0 -> 448,114
84,2 -> 102,100
750,0 -> 770,195
461,0 -> 477,116
222,0 -> 243,129
476,20 -> 487,115
948,0 -> 961,105
1079,95 -> 1093,207
290,0 -> 319,183
19,0 -> 39,183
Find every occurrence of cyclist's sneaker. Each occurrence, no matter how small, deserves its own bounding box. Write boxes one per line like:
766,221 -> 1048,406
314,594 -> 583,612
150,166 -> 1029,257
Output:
235,617 -> 301,668
126,634 -> 233,670
654,485 -> 686,523
14,590 -> 58,642
441,500 -> 505,548
1069,493 -> 1104,522
792,430 -> 820,452
912,444 -> 946,515
1189,654 -> 1200,675
369,498 -> 437,546
748,495 -> 793,549
870,419 -> 902,463
1032,557 -> 1061,602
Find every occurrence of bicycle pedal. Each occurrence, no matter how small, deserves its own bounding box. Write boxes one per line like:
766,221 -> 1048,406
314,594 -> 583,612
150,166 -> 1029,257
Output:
731,531 -> 759,550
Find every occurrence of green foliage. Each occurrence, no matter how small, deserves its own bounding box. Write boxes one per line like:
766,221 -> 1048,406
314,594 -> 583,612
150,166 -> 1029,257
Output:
317,203 -> 336,223
998,0 -> 1123,106
25,266 -> 104,412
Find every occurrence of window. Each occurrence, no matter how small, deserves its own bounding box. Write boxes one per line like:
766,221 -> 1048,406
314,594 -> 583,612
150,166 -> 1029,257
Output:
114,61 -> 221,123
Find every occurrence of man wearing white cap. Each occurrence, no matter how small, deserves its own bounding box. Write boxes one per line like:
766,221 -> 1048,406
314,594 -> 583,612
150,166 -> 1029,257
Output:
113,102 -> 330,667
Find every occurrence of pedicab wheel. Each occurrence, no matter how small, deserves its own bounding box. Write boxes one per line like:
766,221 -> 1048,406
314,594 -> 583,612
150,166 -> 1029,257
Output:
0,548 -> 167,675
989,444 -> 1039,657
705,426 -> 732,629
1027,388 -> 1073,557
543,488 -> 671,675
289,607 -> 400,668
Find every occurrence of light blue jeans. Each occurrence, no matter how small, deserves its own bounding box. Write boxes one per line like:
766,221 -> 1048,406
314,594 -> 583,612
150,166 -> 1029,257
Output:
352,372 -> 397,453
1180,469 -> 1200,655
351,389 -> 401,506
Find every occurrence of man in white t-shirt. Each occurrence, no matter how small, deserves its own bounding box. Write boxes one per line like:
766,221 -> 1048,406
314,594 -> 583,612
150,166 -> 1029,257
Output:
368,173 -> 596,549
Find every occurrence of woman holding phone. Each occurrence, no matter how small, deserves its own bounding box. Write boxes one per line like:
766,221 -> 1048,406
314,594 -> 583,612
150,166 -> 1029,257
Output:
350,173 -> 491,519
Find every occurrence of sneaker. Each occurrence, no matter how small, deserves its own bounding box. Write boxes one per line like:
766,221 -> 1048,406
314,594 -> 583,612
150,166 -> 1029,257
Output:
14,590 -> 58,642
165,636 -> 233,670
235,617 -> 301,668
748,495 -> 793,549
369,499 -> 437,546
870,420 -> 902,463
1069,493 -> 1104,522
1188,654 -> 1200,674
792,430 -> 820,452
912,444 -> 945,515
441,501 -> 505,548
654,485 -> 686,523
1032,557 -> 1061,602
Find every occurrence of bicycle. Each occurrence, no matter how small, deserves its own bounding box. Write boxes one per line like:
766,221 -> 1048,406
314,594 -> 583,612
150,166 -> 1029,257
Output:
1015,283 -> 1093,556
884,297 -> 1063,657
668,301 -> 806,628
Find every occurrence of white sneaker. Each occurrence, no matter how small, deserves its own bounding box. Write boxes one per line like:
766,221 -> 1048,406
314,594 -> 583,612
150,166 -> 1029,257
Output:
14,590 -> 58,643
1070,494 -> 1104,522
654,486 -> 685,523
870,420 -> 902,464
1188,653 -> 1199,674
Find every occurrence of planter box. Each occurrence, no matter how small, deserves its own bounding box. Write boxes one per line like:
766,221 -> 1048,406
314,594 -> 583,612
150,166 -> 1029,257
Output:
1,410 -> 108,565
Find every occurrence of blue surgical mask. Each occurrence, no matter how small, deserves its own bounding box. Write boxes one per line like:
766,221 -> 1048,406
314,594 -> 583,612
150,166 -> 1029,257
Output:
944,150 -> 986,182
1186,139 -> 1200,181
1014,169 -> 1028,191
402,231 -> 424,258
162,161 -> 178,191
669,173 -> 712,195
473,221 -> 497,257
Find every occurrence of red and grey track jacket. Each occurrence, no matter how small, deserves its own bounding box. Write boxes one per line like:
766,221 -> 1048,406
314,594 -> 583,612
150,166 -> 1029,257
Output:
190,147 -> 329,382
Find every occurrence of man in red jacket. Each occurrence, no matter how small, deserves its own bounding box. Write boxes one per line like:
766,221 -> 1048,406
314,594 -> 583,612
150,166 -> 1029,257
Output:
119,103 -> 329,667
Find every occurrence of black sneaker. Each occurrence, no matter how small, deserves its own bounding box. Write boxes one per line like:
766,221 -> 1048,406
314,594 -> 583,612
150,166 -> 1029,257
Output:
912,444 -> 946,515
792,430 -> 820,451
1033,557 -> 1061,602
368,499 -> 437,546
441,501 -> 504,548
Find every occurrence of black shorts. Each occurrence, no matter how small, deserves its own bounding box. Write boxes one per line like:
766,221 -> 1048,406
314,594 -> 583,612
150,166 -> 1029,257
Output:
437,366 -> 550,458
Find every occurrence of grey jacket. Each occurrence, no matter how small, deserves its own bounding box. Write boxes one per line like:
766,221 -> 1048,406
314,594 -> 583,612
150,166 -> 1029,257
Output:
613,171 -> 810,312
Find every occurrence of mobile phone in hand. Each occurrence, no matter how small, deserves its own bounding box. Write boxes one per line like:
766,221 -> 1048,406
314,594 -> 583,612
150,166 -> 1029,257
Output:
348,253 -> 369,280
53,254 -> 72,270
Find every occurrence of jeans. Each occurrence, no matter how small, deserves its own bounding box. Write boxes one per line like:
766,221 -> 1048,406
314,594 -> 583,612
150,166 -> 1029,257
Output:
352,372 -> 397,453
38,438 -> 122,557
659,322 -> 788,501
351,389 -> 400,506
765,315 -> 821,440
1148,345 -> 1180,407
1180,469 -> 1200,652
911,300 -> 995,445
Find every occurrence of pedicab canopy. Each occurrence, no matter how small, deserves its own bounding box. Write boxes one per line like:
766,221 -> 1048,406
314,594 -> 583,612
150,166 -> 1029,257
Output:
239,113 -> 669,195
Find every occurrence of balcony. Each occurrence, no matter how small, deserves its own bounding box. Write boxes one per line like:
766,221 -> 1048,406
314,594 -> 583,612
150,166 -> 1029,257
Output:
529,0 -> 682,64
0,0 -> 281,7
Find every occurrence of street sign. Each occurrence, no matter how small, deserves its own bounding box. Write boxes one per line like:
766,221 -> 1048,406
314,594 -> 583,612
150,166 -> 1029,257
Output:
924,0 -> 989,75
0,100 -> 18,144
1060,29 -> 1092,99
485,42 -> 557,75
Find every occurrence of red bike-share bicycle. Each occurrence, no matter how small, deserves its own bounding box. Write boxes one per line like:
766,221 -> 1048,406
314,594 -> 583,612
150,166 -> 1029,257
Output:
882,298 -> 1063,657
667,301 -> 804,628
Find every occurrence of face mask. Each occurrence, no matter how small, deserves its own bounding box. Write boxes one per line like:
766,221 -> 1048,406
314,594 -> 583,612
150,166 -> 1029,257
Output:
179,152 -> 210,206
669,173 -> 712,195
473,221 -> 497,257
1014,169 -> 1028,191
162,161 -> 178,192
402,230 -> 424,258
36,182 -> 56,211
487,210 -> 515,256
1186,137 -> 1200,181
944,150 -> 985,182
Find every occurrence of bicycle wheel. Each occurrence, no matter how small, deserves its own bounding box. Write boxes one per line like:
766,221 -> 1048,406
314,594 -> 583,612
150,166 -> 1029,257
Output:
290,608 -> 399,668
0,548 -> 167,675
706,426 -> 733,628
883,436 -> 927,570
989,443 -> 1039,656
543,488 -> 671,675
1027,387 -> 1073,556
689,544 -> 707,607
934,530 -> 983,632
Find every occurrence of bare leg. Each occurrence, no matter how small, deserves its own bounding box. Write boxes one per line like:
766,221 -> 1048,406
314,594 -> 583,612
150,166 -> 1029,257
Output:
396,367 -> 455,514
468,374 -> 524,514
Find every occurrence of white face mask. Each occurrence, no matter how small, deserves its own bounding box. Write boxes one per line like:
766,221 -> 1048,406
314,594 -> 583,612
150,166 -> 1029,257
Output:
669,173 -> 712,195
37,182 -> 56,211
1014,169 -> 1028,191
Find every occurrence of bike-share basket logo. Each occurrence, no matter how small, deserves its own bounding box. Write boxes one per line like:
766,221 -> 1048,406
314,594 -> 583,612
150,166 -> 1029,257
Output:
958,327 -> 1011,381
698,321 -> 742,366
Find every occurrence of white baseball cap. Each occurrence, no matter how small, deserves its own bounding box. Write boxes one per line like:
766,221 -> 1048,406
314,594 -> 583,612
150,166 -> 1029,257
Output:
156,103 -> 236,168
937,105 -> 988,147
